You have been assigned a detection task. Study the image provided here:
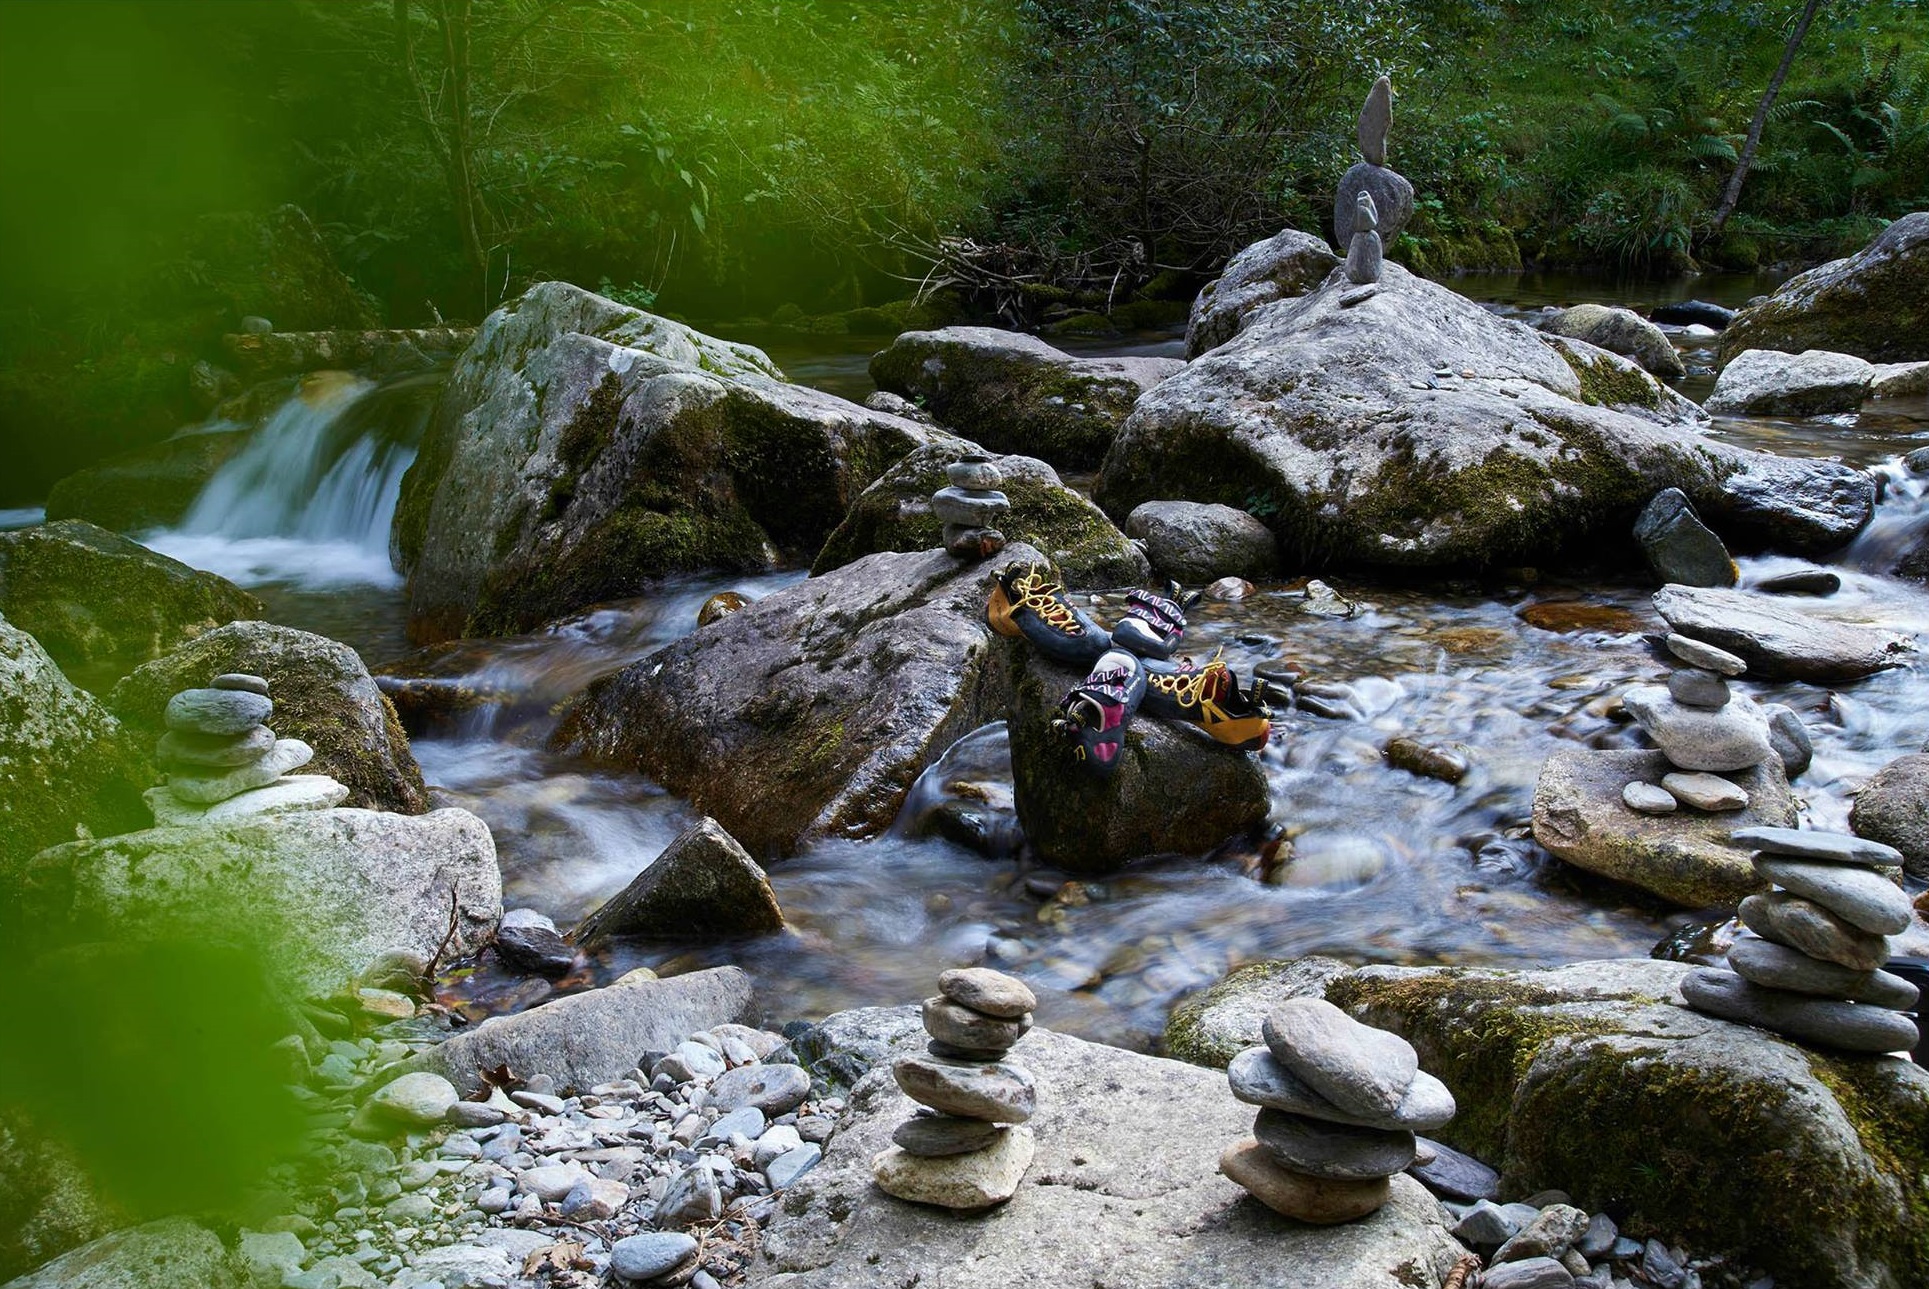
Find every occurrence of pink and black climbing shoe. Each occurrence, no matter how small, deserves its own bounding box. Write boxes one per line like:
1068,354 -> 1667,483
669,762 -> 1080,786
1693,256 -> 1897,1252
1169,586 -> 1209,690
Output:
1111,584 -> 1200,661
1054,648 -> 1147,777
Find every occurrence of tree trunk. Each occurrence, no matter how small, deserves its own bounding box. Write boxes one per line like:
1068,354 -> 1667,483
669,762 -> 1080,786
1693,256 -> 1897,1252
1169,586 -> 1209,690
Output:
433,0 -> 487,317
1711,0 -> 1825,237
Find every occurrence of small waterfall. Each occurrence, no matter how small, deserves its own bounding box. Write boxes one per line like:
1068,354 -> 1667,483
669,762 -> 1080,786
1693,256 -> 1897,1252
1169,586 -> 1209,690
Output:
148,371 -> 439,589
1841,459 -> 1929,576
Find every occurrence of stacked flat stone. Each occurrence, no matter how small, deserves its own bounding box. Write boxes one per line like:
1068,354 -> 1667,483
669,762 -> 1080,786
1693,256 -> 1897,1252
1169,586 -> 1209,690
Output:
1619,634 -> 1777,816
872,968 -> 1037,1209
1333,76 -> 1413,252
1683,825 -> 1921,1055
145,674 -> 348,825
933,456 -> 1009,560
1221,998 -> 1454,1224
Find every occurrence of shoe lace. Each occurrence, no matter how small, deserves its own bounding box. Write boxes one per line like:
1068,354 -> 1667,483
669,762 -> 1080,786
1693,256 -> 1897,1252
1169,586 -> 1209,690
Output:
1013,567 -> 1083,634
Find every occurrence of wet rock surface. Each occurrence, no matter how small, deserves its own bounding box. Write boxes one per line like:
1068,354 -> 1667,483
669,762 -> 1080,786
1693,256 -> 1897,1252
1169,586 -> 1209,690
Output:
1718,212 -> 1929,364
1653,584 -> 1912,683
575,817 -> 784,945
1185,229 -> 1340,358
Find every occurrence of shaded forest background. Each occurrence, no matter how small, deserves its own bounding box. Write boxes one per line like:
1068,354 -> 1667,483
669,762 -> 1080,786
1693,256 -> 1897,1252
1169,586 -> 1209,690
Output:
2,0 -> 1927,497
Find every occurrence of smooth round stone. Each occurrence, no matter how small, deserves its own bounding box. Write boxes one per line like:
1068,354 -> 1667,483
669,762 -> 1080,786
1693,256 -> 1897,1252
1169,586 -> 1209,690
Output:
212,673 -> 272,696
1218,1137 -> 1391,1224
1766,704 -> 1814,778
1757,569 -> 1840,596
363,1072 -> 459,1126
1621,685 -> 1772,773
1252,1108 -> 1416,1181
168,738 -> 314,804
609,1231 -> 698,1282
930,486 -> 1010,527
946,459 -> 1002,490
1260,998 -> 1419,1120
164,687 -> 274,736
938,968 -> 1036,1019
148,775 -> 347,826
891,1112 -> 1008,1158
892,1055 -> 1035,1124
1729,826 -> 1903,868
927,1039 -> 1010,1062
1682,967 -> 1921,1054
1756,857 -> 1913,934
1227,1048 -> 1454,1131
1729,936 -> 1919,1008
1666,668 -> 1730,709
1621,781 -> 1677,815
872,1125 -> 1033,1209
922,997 -> 1030,1053
157,724 -> 276,768
708,1062 -> 811,1115
1664,633 -> 1746,676
1740,892 -> 1891,972
1660,770 -> 1748,812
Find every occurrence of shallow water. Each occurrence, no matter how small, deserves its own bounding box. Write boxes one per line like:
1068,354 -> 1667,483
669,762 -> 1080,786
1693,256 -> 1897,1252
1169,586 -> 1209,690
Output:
96,273 -> 1929,1051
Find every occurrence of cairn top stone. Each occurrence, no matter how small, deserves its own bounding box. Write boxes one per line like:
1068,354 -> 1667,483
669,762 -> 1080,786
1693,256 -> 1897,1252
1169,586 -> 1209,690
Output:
938,967 -> 1037,1019
1730,826 -> 1902,868
1664,632 -> 1747,676
1359,75 -> 1392,166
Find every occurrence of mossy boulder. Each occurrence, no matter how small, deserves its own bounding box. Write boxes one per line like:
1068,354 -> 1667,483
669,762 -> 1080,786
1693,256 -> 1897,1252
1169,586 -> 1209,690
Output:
185,204 -> 380,333
868,326 -> 1183,470
395,281 -> 943,643
108,621 -> 427,814
1095,264 -> 1870,573
1326,958 -> 1929,1289
811,442 -> 1150,589
0,1109 -> 119,1284
552,545 -> 1041,856
1162,956 -> 1349,1067
1185,229 -> 1339,358
0,522 -> 262,692
4,1218 -> 241,1289
1006,644 -> 1270,872
44,427 -> 255,533
1537,304 -> 1685,380
1719,213 -> 1929,366
0,616 -> 152,875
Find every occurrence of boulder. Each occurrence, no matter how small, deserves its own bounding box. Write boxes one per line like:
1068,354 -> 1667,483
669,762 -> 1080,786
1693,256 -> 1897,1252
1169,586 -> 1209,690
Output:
1653,585 -> 1912,683
1871,361 -> 1929,398
1163,957 -> 1352,1068
1718,213 -> 1929,365
394,281 -> 940,642
552,545 -> 1039,856
2,1217 -> 240,1289
0,522 -> 262,689
0,1112 -> 118,1285
0,618 -> 152,876
1704,349 -> 1876,416
868,327 -> 1183,469
1530,747 -> 1793,907
1006,648 -> 1270,872
401,966 -> 752,1095
1702,456 -> 1876,556
1124,501 -> 1281,585
751,1009 -> 1469,1289
1185,230 -> 1340,359
574,817 -> 784,945
1538,305 -> 1684,380
7,809 -> 501,1000
1329,958 -> 1929,1289
1632,489 -> 1735,587
810,443 -> 1148,589
108,622 -> 427,814
1094,264 -> 1865,573
1850,753 -> 1929,880
44,428 -> 254,533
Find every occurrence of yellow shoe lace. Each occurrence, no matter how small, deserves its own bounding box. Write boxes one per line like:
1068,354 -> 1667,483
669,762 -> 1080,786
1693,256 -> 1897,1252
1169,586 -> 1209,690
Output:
1012,567 -> 1083,635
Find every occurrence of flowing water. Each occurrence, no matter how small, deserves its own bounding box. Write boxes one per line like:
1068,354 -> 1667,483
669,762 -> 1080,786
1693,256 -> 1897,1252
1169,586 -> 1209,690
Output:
107,275 -> 1929,1051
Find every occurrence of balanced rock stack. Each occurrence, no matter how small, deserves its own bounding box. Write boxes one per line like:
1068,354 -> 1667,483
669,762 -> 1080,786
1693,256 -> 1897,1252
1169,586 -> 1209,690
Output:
872,968 -> 1038,1209
145,674 -> 349,825
1618,634 -> 1779,815
1221,998 -> 1453,1224
933,455 -> 1010,560
1683,825 -> 1921,1054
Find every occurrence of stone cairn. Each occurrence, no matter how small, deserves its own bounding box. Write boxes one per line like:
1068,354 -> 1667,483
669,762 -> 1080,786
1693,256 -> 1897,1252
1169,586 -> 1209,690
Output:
1343,191 -> 1383,285
1618,634 -> 1780,816
1334,75 -> 1412,254
872,968 -> 1038,1209
146,674 -> 348,825
1221,998 -> 1454,1224
1684,825 -> 1920,1055
934,455 -> 1009,560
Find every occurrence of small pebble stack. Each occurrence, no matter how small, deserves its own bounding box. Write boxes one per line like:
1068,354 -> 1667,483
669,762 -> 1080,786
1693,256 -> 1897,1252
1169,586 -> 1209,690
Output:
146,674 -> 349,825
1683,825 -> 1921,1054
1619,634 -> 1781,816
1221,998 -> 1454,1224
872,968 -> 1038,1209
933,456 -> 1009,560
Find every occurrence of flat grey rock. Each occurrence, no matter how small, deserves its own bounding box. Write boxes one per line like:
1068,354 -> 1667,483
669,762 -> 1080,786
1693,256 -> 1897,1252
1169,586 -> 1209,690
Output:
709,1062 -> 812,1116
1666,668 -> 1730,708
1654,586 -> 1912,684
1682,967 -> 1920,1053
1260,997 -> 1419,1119
891,1113 -> 1009,1157
1451,1197 -> 1517,1245
1660,770 -> 1748,811
1621,781 -> 1677,815
1740,892 -> 1892,971
1706,348 -> 1874,416
922,996 -> 1029,1053
1635,489 -> 1735,587
1408,1136 -> 1500,1202
893,1055 -> 1037,1124
1730,826 -> 1902,868
1623,685 -> 1772,773
1728,936 -> 1919,1008
161,686 -> 271,736
1227,1048 -> 1454,1131
938,967 -> 1036,1019
1252,1107 -> 1416,1180
1664,633 -> 1746,675
156,724 -> 275,768
1481,1257 -> 1575,1289
1756,857 -> 1914,934
167,736 -> 312,803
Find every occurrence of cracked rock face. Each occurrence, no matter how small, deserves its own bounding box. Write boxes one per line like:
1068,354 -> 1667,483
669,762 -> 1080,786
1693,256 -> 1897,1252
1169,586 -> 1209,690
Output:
751,1007 -> 1467,1289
